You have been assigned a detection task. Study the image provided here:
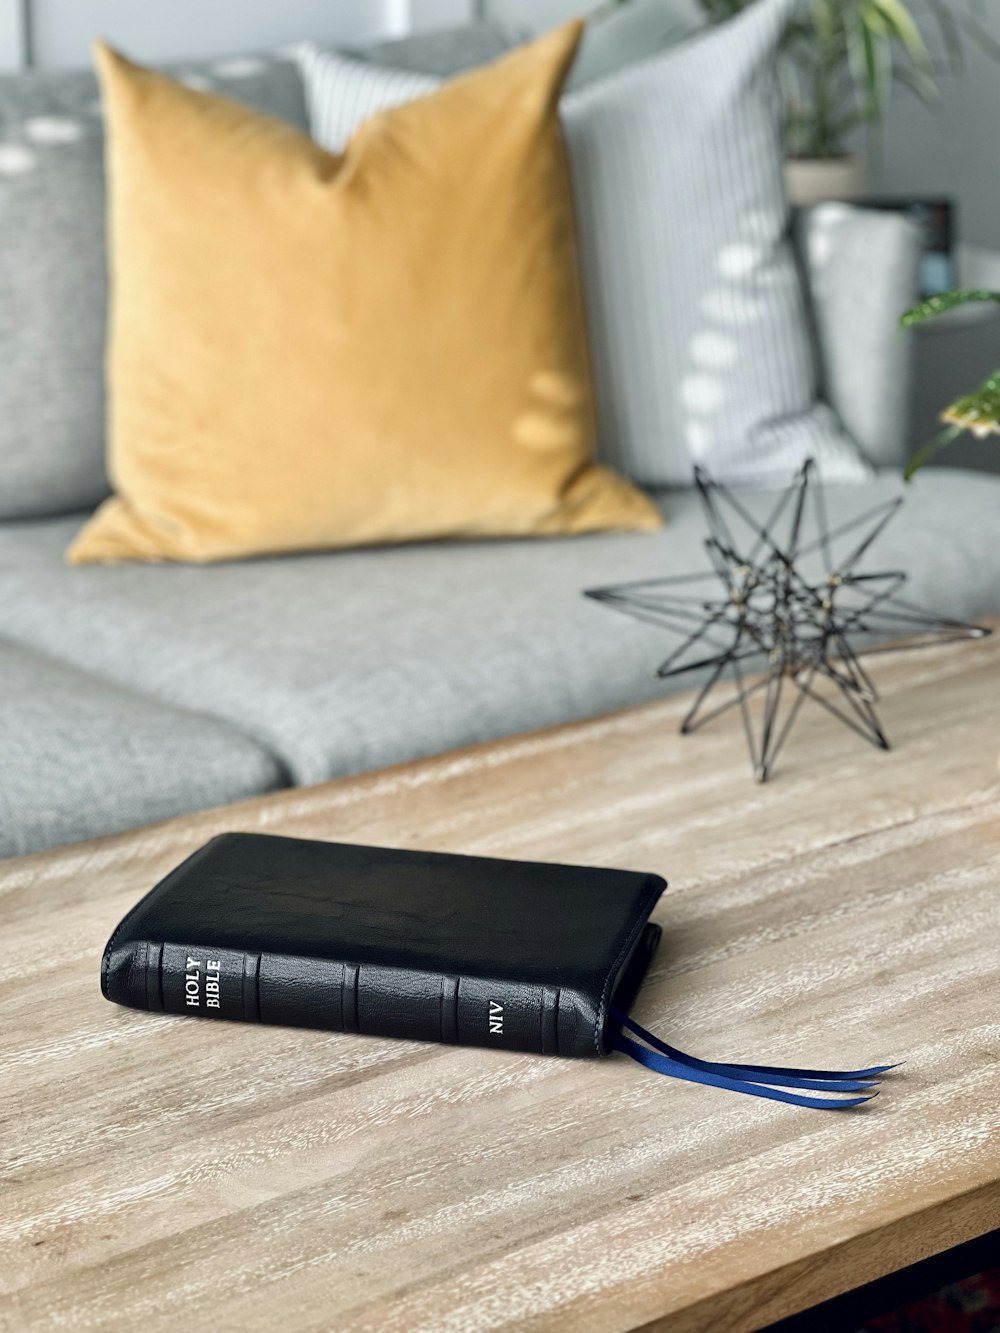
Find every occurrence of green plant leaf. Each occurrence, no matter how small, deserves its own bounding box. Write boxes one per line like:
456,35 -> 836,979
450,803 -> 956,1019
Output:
858,1 -> 896,117
868,0 -> 935,74
697,0 -> 999,160
846,8 -> 886,121
903,425 -> 964,480
901,289 -> 1000,326
905,370 -> 1000,478
893,60 -> 940,103
940,370 -> 1000,436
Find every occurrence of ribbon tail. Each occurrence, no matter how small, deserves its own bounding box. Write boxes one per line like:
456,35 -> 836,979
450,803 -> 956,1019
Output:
613,1032 -> 878,1110
610,1008 -> 891,1105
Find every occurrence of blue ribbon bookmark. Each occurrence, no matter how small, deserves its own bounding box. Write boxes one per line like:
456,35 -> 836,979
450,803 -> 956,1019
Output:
610,1007 -> 894,1110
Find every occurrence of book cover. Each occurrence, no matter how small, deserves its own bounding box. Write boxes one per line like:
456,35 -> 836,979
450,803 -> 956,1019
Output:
102,832 -> 666,1059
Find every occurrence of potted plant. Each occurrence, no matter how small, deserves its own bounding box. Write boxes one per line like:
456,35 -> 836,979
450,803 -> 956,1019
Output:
698,0 -> 998,205
902,289 -> 1000,477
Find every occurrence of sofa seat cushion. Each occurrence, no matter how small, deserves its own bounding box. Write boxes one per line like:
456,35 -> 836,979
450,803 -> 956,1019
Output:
2,469 -> 998,790
0,640 -> 283,858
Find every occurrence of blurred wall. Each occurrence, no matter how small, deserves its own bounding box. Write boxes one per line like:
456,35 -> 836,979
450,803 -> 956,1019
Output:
0,5 -> 20,67
0,0 -> 393,68
876,12 -> 1000,251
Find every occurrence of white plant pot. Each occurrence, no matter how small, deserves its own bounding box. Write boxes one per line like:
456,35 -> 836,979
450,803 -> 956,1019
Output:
784,154 -> 869,207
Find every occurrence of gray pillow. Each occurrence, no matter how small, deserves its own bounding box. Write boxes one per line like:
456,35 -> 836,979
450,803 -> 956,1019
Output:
301,0 -> 870,486
795,203 -> 921,470
0,51 -> 307,521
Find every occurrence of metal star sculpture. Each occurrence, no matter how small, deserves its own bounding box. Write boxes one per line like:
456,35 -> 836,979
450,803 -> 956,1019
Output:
585,460 -> 991,782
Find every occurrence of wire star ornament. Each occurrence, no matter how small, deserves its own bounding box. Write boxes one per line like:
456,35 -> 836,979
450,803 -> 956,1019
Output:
585,461 -> 991,782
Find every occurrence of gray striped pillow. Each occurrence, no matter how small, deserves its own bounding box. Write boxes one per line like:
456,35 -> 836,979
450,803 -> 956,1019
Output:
298,0 -> 871,487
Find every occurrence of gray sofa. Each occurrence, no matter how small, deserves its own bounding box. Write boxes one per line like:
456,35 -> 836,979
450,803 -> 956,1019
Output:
3,28 -> 1000,859
5,462 -> 999,859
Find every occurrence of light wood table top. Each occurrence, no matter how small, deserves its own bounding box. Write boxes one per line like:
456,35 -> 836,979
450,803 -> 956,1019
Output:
2,631 -> 999,1332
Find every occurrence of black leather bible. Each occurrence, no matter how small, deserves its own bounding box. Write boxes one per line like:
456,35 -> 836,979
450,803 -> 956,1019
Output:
102,832 -> 891,1108
102,832 -> 665,1058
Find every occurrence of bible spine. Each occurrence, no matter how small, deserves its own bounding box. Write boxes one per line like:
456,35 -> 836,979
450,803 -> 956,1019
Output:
102,939 -> 583,1056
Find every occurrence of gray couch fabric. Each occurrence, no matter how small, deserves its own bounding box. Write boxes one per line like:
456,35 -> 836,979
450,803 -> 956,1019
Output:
0,639 -> 283,858
0,52 -> 308,521
1,469 -> 997,799
796,205 -> 920,471
0,14 -> 978,860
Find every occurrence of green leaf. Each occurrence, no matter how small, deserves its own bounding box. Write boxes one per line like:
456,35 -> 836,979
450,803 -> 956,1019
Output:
893,61 -> 940,104
940,369 -> 1000,436
905,368 -> 1000,478
706,0 -> 1000,163
858,1 -> 913,127
901,289 -> 1000,326
846,8 -> 886,122
868,0 -> 935,74
903,425 -> 964,481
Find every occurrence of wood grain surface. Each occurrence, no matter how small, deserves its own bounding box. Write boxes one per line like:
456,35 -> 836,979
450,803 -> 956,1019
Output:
1,632 -> 999,1332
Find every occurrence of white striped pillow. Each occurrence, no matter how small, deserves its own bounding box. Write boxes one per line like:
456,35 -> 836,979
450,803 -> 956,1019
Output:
298,0 -> 871,487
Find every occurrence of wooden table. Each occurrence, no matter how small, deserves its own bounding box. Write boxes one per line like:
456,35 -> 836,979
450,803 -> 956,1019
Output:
2,632 -> 999,1332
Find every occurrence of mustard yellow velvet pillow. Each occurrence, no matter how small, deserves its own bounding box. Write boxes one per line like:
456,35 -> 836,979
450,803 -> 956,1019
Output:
68,28 -> 661,565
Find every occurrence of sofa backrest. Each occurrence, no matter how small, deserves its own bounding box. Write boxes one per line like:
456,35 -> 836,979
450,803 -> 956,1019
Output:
0,19 -> 919,524
0,52 -> 307,520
